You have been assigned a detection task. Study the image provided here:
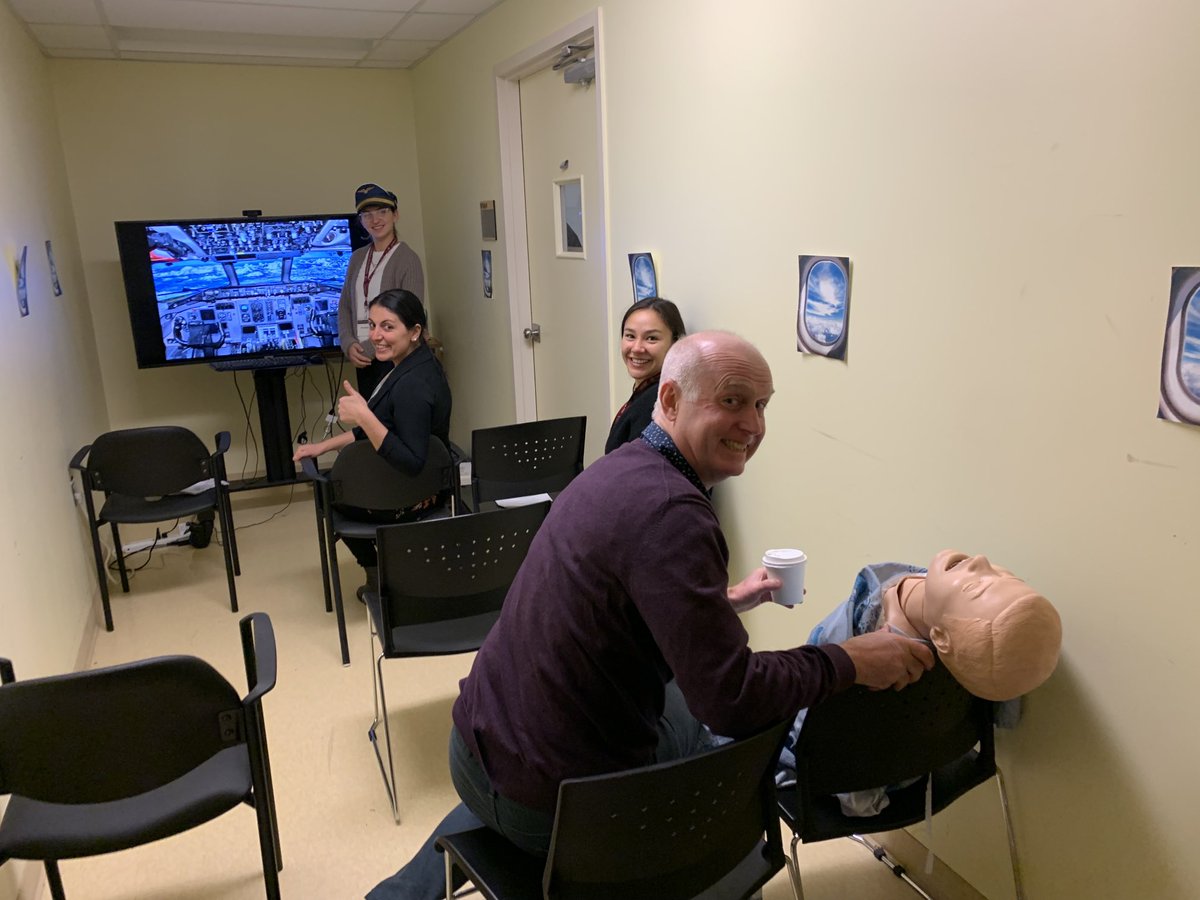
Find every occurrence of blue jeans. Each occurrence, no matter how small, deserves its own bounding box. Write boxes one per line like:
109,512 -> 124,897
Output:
366,682 -> 706,899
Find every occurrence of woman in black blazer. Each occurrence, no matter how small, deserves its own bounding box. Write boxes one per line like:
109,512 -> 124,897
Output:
294,289 -> 451,592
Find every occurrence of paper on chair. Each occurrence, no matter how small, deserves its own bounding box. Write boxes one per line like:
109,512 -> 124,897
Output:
494,493 -> 553,508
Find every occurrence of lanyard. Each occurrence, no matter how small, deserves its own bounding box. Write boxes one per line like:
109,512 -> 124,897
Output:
362,237 -> 398,302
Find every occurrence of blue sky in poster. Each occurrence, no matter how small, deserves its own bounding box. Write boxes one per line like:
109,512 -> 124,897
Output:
1184,293 -> 1200,398
803,259 -> 846,345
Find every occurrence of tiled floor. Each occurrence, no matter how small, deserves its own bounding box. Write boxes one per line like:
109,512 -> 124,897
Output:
46,487 -> 966,900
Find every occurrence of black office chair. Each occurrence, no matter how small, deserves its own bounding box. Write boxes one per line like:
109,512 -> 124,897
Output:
69,426 -> 240,631
469,416 -> 586,510
301,436 -> 455,666
0,612 -> 282,900
778,660 -> 1022,900
436,717 -> 791,900
366,501 -> 551,823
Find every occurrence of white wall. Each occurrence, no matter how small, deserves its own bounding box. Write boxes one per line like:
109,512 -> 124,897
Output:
49,60 -> 427,477
410,1 -> 1200,897
0,7 -> 111,898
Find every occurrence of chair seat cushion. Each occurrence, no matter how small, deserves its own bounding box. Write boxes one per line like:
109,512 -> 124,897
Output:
100,490 -> 218,525
388,612 -> 500,655
0,746 -> 251,860
366,593 -> 500,656
438,827 -> 545,900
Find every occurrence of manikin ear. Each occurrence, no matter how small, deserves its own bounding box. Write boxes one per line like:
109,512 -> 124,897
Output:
928,624 -> 952,655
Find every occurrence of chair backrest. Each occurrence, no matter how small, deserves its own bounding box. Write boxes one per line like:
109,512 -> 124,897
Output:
376,500 -> 551,631
795,659 -> 994,800
543,718 -> 791,900
86,426 -> 212,496
330,436 -> 452,513
470,416 -> 586,506
0,655 -> 242,803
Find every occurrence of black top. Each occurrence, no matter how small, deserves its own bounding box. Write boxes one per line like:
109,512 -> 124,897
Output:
352,341 -> 451,475
604,375 -> 660,454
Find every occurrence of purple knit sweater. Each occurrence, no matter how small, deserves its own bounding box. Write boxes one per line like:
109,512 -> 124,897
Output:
452,438 -> 855,813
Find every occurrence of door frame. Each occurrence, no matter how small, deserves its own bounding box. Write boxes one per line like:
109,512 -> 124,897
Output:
494,9 -> 610,422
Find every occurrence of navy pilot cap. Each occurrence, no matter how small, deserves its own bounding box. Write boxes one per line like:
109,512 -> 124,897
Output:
355,183 -> 398,212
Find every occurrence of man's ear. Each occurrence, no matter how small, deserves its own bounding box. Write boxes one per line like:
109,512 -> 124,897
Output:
659,380 -> 681,423
929,625 -> 952,655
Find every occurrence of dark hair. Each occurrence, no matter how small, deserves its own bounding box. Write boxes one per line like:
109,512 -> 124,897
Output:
369,289 -> 427,340
620,297 -> 686,342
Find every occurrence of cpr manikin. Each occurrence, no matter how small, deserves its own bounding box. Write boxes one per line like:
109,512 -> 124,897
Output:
776,549 -> 1062,815
878,549 -> 1061,701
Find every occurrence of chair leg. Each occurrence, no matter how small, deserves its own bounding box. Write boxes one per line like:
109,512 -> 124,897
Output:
995,767 -> 1026,900
218,498 -> 239,614
44,860 -> 66,900
368,643 -> 401,824
326,517 -> 350,666
110,522 -> 130,593
86,523 -> 114,632
222,491 -> 242,576
847,835 -> 934,900
783,830 -> 804,900
312,483 -> 333,614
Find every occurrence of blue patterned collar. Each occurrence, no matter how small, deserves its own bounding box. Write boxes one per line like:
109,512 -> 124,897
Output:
640,421 -> 709,497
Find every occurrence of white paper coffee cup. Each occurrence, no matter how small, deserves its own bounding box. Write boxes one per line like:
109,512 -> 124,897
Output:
762,548 -> 807,606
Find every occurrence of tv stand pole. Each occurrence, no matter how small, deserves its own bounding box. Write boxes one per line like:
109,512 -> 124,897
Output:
253,367 -> 295,483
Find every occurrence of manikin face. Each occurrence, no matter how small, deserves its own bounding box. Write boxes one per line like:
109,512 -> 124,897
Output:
359,205 -> 397,244
924,550 -> 1037,624
621,309 -> 674,384
661,337 -> 773,488
368,306 -> 419,364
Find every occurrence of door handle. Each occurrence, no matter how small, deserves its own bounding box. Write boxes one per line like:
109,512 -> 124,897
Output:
523,323 -> 542,342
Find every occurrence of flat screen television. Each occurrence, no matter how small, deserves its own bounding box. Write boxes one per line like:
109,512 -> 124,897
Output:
115,213 -> 366,369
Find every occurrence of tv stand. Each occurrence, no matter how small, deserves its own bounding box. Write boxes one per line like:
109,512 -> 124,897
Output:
252,367 -> 295,483
211,356 -> 330,486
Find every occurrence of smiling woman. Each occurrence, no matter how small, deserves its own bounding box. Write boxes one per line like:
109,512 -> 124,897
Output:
294,289 -> 452,597
605,297 -> 687,454
338,182 -> 426,398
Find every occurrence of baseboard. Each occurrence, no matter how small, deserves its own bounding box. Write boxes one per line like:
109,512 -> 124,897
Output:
866,828 -> 988,900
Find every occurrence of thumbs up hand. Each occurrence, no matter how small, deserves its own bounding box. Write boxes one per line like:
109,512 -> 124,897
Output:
337,380 -> 369,427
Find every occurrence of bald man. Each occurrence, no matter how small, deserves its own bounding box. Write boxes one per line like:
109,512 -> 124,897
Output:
369,332 -> 932,900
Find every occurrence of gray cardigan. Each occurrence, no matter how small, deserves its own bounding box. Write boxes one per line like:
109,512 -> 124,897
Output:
337,240 -> 424,361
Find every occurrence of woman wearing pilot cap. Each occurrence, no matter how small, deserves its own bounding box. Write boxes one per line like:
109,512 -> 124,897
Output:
338,182 -> 425,398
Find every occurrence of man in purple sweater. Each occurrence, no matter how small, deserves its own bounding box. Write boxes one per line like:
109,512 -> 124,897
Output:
367,331 -> 932,899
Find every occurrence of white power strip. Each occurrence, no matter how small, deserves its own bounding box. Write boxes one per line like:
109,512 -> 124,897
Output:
122,523 -> 191,554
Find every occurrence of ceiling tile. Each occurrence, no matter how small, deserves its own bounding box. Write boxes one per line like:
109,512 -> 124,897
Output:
121,49 -> 350,66
28,23 -> 113,50
224,0 -> 418,10
8,0 -> 102,25
390,12 -> 472,41
368,38 -> 436,61
416,0 -> 502,14
115,30 -> 369,60
101,0 -> 406,40
113,27 -> 370,54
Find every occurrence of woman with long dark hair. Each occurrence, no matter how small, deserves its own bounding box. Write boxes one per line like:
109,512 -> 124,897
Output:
296,288 -> 451,594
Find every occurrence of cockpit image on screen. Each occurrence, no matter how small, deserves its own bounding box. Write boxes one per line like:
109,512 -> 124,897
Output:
145,219 -> 351,361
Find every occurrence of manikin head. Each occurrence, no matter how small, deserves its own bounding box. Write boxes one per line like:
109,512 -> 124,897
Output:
921,549 -> 1062,701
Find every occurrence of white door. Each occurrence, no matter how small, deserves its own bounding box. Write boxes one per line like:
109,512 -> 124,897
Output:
518,59 -> 609,464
